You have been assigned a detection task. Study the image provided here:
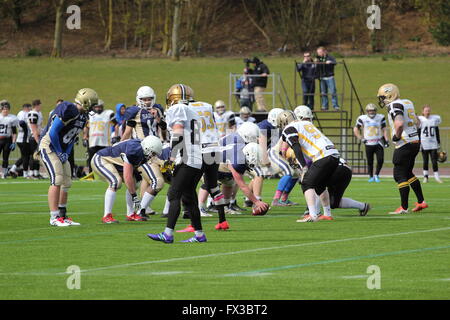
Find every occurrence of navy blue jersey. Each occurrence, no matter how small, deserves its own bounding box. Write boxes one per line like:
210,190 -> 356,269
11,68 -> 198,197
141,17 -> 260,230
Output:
158,146 -> 171,161
219,132 -> 249,174
41,101 -> 87,153
258,119 -> 278,148
122,105 -> 158,138
97,139 -> 146,169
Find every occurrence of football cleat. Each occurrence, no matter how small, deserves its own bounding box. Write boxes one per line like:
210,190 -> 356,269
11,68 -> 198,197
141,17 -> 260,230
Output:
180,234 -> 207,243
206,204 -> 218,214
140,209 -> 151,220
435,177 -> 443,184
279,199 -> 298,206
388,207 -> 409,215
423,177 -> 428,183
102,213 -> 119,224
161,213 -> 169,218
9,169 -> 18,179
146,208 -> 157,215
271,199 -> 286,207
147,232 -> 174,244
368,177 -> 375,182
50,217 -> 70,227
126,213 -> 148,221
229,202 -> 246,212
296,215 -> 319,223
215,221 -> 230,231
374,175 -> 380,183
225,207 -> 241,215
176,225 -> 195,233
359,203 -> 371,216
64,217 -> 81,226
319,215 -> 334,221
200,207 -> 213,217
411,201 -> 428,212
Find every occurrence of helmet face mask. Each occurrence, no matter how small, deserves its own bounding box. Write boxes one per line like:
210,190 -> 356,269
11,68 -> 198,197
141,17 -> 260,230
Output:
268,108 -> 284,127
136,86 -> 156,110
276,110 -> 296,130
377,83 -> 399,108
94,99 -> 104,114
294,105 -> 312,121
141,136 -> 163,160
365,103 -> 377,118
214,100 -> 226,115
166,84 -> 194,108
237,122 -> 260,144
239,106 -> 251,121
75,88 -> 99,111
242,142 -> 261,168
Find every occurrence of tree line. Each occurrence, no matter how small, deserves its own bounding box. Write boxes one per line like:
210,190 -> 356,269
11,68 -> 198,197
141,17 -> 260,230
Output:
1,0 -> 448,58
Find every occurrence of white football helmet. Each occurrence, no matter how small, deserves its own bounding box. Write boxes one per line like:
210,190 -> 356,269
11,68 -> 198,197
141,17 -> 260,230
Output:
237,122 -> 260,144
267,108 -> 284,127
294,105 -> 313,121
214,100 -> 226,115
141,135 -> 163,159
136,86 -> 156,109
243,142 -> 262,168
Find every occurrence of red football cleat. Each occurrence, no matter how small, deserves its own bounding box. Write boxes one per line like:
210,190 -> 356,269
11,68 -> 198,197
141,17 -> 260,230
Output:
102,213 -> 119,224
412,201 -> 428,212
388,207 -> 409,215
176,225 -> 195,233
318,215 -> 334,221
215,221 -> 230,231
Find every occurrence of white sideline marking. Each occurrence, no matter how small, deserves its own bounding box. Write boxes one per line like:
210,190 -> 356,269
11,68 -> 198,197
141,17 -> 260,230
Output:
62,227 -> 450,275
341,275 -> 368,279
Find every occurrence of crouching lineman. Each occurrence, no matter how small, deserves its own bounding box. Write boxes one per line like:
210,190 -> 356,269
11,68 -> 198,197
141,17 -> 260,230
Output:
377,84 -> 427,214
39,89 -> 98,226
92,136 -> 162,223
279,107 -> 340,222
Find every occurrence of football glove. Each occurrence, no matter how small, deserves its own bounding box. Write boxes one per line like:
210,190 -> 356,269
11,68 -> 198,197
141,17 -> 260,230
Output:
9,143 -> 16,151
57,152 -> 69,163
360,138 -> 367,145
392,134 -> 401,142
111,136 -> 120,145
82,139 -> 88,148
131,193 -> 141,213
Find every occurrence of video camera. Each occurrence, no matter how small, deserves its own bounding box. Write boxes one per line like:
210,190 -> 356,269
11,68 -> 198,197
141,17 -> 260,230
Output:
243,58 -> 252,67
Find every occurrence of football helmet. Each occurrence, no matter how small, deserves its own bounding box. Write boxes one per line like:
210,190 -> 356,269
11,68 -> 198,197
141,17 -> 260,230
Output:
276,110 -> 296,130
93,99 -> 104,114
141,135 -> 163,159
214,100 -> 226,115
237,122 -> 260,144
294,105 -> 312,121
437,151 -> 447,163
136,86 -> 156,109
242,142 -> 262,168
365,103 -> 377,118
166,84 -> 194,108
0,100 -> 11,110
377,83 -> 400,108
267,108 -> 284,127
75,88 -> 99,111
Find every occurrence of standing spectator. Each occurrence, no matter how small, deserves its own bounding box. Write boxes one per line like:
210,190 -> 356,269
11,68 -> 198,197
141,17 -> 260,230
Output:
10,103 -> 32,178
113,103 -> 127,143
249,57 -> 270,112
296,51 -> 317,110
418,105 -> 443,183
0,100 -> 18,179
316,46 -> 340,111
28,99 -> 44,179
83,100 -> 116,173
236,68 -> 255,110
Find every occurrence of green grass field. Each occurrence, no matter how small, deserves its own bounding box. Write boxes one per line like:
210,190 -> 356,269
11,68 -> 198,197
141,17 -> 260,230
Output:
0,177 -> 449,300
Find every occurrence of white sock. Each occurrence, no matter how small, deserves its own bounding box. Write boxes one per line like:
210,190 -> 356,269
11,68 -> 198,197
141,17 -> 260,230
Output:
195,230 -> 204,237
34,170 -> 38,176
50,210 -> 60,219
10,164 -> 17,172
339,197 -> 365,210
140,192 -> 155,211
423,170 -> 429,177
125,190 -> 134,216
163,196 -> 170,214
23,170 -> 28,177
104,189 -> 116,217
434,172 -> 440,179
164,227 -> 174,236
315,197 -> 321,214
323,206 -> 332,217
28,170 -> 33,177
2,168 -> 7,176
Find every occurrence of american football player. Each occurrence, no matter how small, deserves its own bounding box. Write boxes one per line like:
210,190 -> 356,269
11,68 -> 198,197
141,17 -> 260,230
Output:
39,88 -> 98,226
235,106 -> 256,128
0,100 -> 18,179
91,136 -> 162,223
377,83 -> 427,214
213,100 -> 236,138
418,105 -> 443,183
353,103 -> 389,182
9,103 -> 31,178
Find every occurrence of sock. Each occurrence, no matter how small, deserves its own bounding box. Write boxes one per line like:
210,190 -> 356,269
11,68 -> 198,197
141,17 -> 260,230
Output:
104,189 -> 116,217
125,189 -> 134,216
315,197 -> 321,214
164,227 -> 174,236
323,206 -> 331,217
58,204 -> 67,218
423,170 -> 429,178
50,210 -> 60,219
339,197 -> 365,210
139,192 -> 155,211
398,182 -> 410,209
273,190 -> 282,200
34,170 -> 38,176
218,205 -> 226,223
23,171 -> 28,178
195,230 -> 204,237
163,196 -> 170,214
408,177 -> 424,204
434,172 -> 440,179
2,168 -> 7,176
28,170 -> 33,177
281,192 -> 289,202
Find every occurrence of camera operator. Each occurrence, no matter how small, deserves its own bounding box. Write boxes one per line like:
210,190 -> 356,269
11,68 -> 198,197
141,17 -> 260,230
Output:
236,67 -> 255,110
246,57 -> 269,112
316,46 -> 340,111
296,51 -> 317,110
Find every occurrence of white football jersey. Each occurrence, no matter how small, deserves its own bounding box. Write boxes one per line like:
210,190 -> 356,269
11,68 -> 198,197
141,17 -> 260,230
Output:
88,109 -> 115,147
16,110 -> 29,143
27,110 -> 43,141
188,101 -> 219,146
214,111 -> 235,137
387,99 -> 419,149
282,120 -> 339,162
235,116 -> 256,128
355,114 -> 386,145
0,114 -> 18,138
418,115 -> 441,150
166,103 -> 203,169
